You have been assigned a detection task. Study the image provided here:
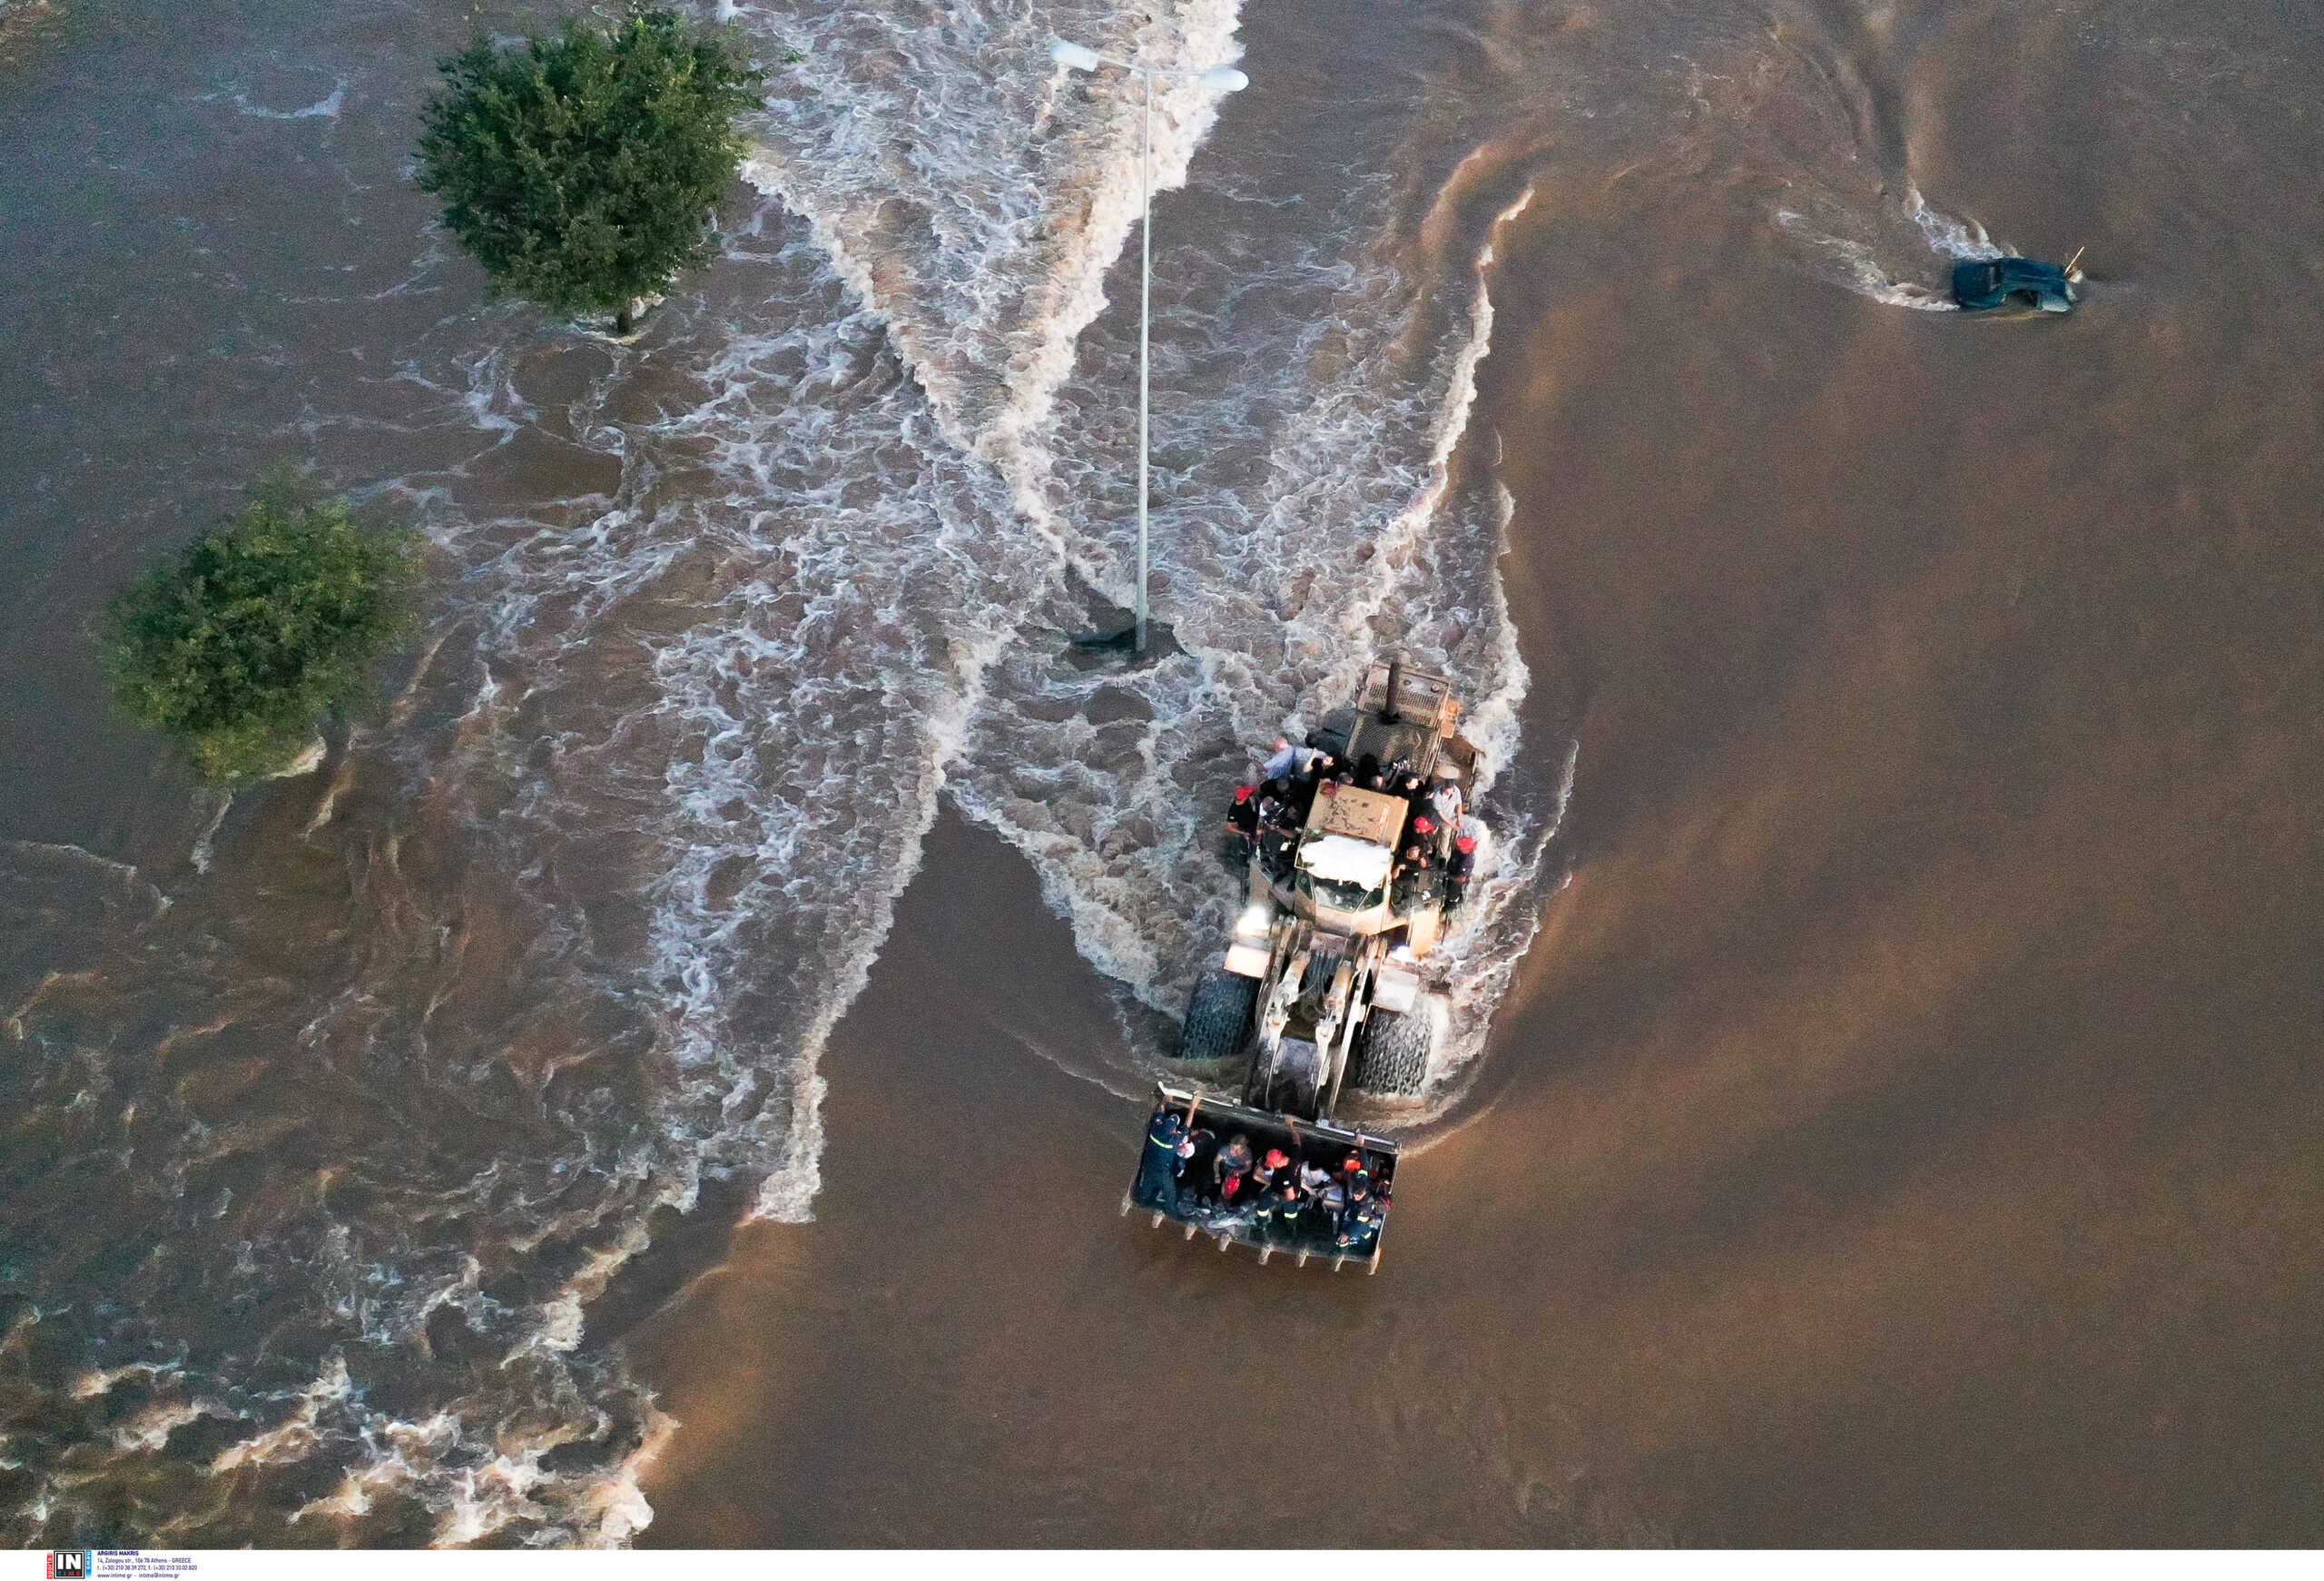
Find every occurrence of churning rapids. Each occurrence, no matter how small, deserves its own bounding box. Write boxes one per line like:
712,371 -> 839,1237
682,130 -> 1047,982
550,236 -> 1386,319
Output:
2,0 -> 2028,1548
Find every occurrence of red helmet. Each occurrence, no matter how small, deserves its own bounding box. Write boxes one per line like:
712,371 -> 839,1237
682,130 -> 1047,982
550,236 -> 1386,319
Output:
1413,815 -> 1434,834
1264,1149 -> 1288,1169
1342,1153 -> 1362,1172
1234,785 -> 1253,803
1455,835 -> 1476,853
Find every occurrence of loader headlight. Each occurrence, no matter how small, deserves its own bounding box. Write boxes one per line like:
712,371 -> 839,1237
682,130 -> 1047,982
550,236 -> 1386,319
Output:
1234,904 -> 1273,939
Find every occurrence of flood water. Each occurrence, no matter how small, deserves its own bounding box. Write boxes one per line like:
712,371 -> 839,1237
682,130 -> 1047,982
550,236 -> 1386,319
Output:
3,0 -> 2319,1547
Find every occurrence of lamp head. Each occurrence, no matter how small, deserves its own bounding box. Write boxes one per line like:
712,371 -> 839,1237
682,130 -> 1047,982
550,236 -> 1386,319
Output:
1049,39 -> 1104,72
1198,65 -> 1250,92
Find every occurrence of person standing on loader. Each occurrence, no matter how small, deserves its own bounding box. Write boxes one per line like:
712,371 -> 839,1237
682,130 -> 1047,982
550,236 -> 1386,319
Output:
1394,842 -> 1437,911
1445,835 -> 1476,909
1262,736 -> 1316,782
1224,783 -> 1259,861
1429,766 -> 1464,831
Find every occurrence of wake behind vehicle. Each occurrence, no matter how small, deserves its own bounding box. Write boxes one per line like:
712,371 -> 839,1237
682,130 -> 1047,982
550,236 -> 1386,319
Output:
1124,658 -> 1482,1271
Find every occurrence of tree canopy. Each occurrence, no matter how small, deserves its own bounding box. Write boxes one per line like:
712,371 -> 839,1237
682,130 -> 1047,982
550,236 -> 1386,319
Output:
101,482 -> 419,785
414,5 -> 765,331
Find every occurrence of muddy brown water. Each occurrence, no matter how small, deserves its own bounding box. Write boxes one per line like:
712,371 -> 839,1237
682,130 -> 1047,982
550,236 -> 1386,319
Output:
3,0 -> 2320,1548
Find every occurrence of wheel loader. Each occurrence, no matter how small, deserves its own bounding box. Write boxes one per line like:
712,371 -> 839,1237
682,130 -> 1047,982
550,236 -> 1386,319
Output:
1123,658 -> 1482,1271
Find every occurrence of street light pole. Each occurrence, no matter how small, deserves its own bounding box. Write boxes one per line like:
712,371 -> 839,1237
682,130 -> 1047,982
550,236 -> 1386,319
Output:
1049,38 -> 1248,656
1136,65 -> 1152,652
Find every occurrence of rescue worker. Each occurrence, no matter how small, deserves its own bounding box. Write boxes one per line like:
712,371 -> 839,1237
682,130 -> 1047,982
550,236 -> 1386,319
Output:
1224,784 -> 1259,860
1260,1176 -> 1304,1240
1138,1107 -> 1187,1207
1444,834 -> 1476,909
1342,1179 -> 1386,1251
1254,1146 -> 1290,1194
1250,1177 -> 1285,1236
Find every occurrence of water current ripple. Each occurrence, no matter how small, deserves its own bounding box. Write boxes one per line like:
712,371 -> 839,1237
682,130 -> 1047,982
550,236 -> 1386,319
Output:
2,0 -> 1559,1547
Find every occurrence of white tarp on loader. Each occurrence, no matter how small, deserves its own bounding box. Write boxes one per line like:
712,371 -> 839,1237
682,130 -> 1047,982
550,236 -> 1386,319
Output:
1297,833 -> 1394,889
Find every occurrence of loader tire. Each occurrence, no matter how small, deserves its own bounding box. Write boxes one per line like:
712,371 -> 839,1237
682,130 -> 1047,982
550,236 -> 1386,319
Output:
1178,968 -> 1258,1064
1350,1002 -> 1434,1096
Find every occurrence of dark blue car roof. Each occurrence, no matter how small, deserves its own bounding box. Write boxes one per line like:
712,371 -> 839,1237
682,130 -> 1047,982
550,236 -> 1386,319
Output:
1953,256 -> 2075,311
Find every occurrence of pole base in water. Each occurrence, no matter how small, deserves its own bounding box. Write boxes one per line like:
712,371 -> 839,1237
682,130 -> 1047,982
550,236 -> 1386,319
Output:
1064,616 -> 1177,670
1069,622 -> 1142,652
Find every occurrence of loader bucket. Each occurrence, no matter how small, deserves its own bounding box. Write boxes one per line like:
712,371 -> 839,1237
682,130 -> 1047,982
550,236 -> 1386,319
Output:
1125,1084 -> 1398,1270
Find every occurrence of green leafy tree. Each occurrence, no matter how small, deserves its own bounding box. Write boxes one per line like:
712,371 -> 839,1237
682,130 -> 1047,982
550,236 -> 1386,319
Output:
101,480 -> 420,785
414,5 -> 765,333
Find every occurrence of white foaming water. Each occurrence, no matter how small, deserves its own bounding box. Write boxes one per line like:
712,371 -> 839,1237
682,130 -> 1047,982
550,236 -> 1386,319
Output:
947,164 -> 1561,1119
735,0 -> 1246,579
4,0 -> 1569,1551
162,1 -> 1252,1527
1908,188 -> 2004,262
201,0 -> 1288,1540
200,77 -> 350,122
1775,188 -> 2010,311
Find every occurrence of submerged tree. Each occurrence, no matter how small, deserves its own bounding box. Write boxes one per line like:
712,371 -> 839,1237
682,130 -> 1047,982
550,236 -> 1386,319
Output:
100,479 -> 419,785
414,5 -> 765,334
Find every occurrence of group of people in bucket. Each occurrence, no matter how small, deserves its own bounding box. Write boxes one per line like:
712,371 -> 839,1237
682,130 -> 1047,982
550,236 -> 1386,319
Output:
1138,1104 -> 1390,1253
1223,736 -> 1477,908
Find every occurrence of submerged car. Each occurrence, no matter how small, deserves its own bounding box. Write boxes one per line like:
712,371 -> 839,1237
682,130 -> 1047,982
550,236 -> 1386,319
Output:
1952,256 -> 2076,313
1123,658 -> 1482,1272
